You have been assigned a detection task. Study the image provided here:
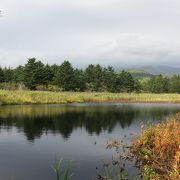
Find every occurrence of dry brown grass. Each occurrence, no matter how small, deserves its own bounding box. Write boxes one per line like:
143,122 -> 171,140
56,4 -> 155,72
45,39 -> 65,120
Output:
130,113 -> 180,180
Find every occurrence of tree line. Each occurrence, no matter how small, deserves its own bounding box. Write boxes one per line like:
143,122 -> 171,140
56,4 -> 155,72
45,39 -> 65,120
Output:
0,58 -> 179,93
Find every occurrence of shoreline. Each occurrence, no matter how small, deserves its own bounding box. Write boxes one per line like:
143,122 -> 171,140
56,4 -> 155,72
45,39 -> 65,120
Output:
2,101 -> 180,106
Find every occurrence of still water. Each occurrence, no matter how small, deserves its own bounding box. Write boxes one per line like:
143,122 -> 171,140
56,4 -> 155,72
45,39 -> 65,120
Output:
0,103 -> 179,180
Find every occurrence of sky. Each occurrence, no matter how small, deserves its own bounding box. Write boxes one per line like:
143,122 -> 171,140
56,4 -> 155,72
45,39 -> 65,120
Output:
0,0 -> 180,68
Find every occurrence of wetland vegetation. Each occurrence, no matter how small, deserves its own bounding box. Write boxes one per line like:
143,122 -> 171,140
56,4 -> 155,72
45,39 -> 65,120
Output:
0,90 -> 180,105
130,114 -> 180,180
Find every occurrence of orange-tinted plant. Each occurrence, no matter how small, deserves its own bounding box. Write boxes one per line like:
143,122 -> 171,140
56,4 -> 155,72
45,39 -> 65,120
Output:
130,113 -> 180,179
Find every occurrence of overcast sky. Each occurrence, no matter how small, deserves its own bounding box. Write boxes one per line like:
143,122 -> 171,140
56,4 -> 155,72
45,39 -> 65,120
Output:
1,0 -> 180,68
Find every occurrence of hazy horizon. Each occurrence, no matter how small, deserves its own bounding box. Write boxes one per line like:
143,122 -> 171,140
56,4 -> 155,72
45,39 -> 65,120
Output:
1,59 -> 180,70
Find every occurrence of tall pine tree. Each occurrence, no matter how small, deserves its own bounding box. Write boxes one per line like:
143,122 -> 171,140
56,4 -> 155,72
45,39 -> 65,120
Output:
54,61 -> 75,91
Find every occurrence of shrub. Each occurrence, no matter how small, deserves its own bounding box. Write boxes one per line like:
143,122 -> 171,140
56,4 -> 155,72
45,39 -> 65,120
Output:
130,113 -> 180,179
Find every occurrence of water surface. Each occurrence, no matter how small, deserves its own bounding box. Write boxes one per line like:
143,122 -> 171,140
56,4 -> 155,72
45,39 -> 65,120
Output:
0,103 -> 179,180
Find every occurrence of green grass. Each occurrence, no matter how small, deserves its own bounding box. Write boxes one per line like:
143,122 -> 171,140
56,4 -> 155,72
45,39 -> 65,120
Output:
53,159 -> 72,180
0,90 -> 180,105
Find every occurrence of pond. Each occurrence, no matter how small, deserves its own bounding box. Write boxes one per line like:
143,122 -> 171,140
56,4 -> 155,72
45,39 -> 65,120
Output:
0,103 -> 180,180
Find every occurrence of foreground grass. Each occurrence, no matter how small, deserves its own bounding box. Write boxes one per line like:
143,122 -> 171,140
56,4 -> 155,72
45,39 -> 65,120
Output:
0,90 -> 180,105
130,113 -> 180,180
53,159 -> 72,180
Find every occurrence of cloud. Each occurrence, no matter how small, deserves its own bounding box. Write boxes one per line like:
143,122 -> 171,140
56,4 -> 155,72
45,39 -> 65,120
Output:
70,33 -> 180,67
0,0 -> 180,67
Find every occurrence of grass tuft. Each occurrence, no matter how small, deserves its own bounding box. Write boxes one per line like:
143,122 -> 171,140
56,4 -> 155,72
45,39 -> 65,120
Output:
53,159 -> 72,180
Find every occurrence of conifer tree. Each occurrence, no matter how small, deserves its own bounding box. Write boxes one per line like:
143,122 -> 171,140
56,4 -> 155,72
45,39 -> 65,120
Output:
85,64 -> 104,91
116,70 -> 135,92
54,61 -> 75,91
0,67 -> 5,83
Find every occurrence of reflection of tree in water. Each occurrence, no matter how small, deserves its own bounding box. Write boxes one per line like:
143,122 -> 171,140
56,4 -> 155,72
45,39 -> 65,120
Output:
0,105 -> 179,141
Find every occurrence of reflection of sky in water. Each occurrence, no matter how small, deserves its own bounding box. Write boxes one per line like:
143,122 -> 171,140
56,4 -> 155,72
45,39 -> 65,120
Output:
0,103 -> 179,180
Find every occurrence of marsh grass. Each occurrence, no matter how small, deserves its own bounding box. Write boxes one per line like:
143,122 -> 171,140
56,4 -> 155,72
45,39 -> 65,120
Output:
53,159 -> 72,180
130,113 -> 180,179
0,90 -> 180,105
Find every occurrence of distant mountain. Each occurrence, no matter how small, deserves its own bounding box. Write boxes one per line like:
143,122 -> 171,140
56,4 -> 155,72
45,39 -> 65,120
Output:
139,65 -> 180,76
127,69 -> 154,79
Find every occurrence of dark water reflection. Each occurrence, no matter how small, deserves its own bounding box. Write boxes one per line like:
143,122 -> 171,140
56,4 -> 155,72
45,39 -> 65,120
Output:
0,103 -> 179,180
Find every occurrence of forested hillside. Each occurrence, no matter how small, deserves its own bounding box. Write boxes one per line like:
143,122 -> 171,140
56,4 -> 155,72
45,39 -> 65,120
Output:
127,69 -> 154,79
131,65 -> 180,76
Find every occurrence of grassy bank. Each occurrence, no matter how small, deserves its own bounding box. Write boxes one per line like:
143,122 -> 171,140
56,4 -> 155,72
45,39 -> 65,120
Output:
130,114 -> 180,179
0,90 -> 180,105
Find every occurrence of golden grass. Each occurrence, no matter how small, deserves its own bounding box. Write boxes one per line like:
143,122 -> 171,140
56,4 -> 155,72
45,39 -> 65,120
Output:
130,113 -> 180,180
0,90 -> 180,105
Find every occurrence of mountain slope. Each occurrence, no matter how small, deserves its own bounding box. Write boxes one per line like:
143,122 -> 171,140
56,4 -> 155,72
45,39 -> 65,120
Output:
127,69 -> 154,79
140,65 -> 180,76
